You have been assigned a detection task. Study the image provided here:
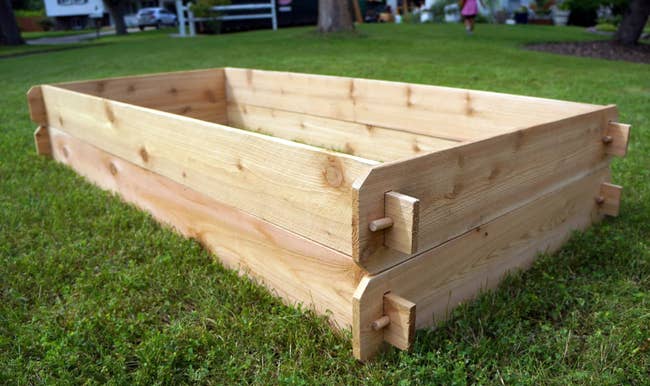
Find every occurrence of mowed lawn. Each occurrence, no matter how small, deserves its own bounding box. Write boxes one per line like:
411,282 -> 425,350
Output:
1,24 -> 648,384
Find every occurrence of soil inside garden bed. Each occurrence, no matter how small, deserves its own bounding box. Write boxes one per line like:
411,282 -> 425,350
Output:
526,40 -> 650,64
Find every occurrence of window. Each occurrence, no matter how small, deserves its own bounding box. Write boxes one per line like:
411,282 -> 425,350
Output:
57,0 -> 89,5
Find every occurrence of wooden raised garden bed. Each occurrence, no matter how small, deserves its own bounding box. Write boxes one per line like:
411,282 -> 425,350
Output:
27,68 -> 630,361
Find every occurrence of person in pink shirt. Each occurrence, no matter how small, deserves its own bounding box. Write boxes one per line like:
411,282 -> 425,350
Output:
460,0 -> 483,34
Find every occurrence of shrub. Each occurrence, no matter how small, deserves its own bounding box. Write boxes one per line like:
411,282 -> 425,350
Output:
429,0 -> 457,22
190,0 -> 229,34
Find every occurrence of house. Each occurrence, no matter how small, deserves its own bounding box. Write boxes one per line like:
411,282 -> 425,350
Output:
43,0 -> 168,30
43,0 -> 107,29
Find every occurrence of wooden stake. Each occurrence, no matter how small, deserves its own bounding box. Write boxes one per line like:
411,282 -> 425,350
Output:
384,191 -> 420,254
597,182 -> 622,217
383,293 -> 416,351
603,122 -> 631,157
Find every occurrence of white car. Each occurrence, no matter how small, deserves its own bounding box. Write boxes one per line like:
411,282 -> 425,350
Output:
136,7 -> 177,30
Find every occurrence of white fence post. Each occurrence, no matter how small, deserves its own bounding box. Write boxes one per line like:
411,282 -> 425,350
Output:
176,0 -> 186,37
187,3 -> 196,37
270,0 -> 277,31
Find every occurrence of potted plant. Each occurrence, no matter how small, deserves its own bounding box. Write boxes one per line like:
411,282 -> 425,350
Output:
529,0 -> 554,24
552,1 -> 571,26
514,6 -> 529,24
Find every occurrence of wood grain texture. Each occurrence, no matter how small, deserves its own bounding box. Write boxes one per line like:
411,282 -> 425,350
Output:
353,166 -> 610,361
227,102 -> 460,162
604,122 -> 631,157
384,192 -> 420,254
354,106 -> 618,273
34,126 -> 52,156
41,85 -> 377,256
383,293 -> 416,351
27,86 -> 47,126
48,127 -> 361,328
224,68 -> 601,142
56,68 -> 228,124
598,182 -> 622,217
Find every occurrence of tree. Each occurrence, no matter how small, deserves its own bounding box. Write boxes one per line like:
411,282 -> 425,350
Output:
0,0 -> 24,45
104,0 -> 129,35
614,0 -> 650,45
318,0 -> 354,33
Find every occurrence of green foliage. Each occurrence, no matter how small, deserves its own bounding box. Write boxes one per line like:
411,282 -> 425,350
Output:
0,25 -> 649,384
190,0 -> 229,17
565,0 -> 629,26
13,9 -> 44,17
595,21 -> 618,31
38,18 -> 54,31
190,0 -> 229,34
11,0 -> 43,11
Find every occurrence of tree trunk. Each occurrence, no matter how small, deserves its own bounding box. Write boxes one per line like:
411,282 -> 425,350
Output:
0,0 -> 24,46
614,0 -> 650,45
318,0 -> 354,33
106,0 -> 129,35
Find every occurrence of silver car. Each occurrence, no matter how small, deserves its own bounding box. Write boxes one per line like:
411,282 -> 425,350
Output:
136,7 -> 177,30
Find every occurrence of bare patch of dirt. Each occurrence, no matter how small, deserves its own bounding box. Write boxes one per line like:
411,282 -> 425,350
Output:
526,40 -> 650,64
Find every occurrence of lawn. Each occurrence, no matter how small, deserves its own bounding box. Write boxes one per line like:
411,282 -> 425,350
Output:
1,24 -> 648,384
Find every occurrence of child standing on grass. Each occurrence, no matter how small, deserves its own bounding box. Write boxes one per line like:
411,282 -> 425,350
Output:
460,0 -> 482,34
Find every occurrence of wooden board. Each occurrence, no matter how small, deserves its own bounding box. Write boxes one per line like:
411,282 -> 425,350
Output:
598,182 -> 622,217
604,122 -> 631,157
382,293 -> 416,351
227,102 -> 460,162
27,86 -> 47,126
39,85 -> 378,256
383,192 -> 420,254
48,127 -> 361,328
353,166 -> 611,361
225,68 -> 602,142
354,106 -> 618,273
55,68 -> 228,124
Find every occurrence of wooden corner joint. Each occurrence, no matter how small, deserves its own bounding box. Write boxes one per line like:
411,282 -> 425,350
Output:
34,126 -> 52,157
27,86 -> 48,127
595,182 -> 622,217
368,191 -> 420,254
370,292 -> 416,351
602,122 -> 631,157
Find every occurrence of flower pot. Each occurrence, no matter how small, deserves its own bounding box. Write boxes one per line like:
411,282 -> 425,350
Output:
553,9 -> 570,26
531,18 -> 553,25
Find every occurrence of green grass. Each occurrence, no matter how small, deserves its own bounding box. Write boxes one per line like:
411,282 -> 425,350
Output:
1,24 -> 648,384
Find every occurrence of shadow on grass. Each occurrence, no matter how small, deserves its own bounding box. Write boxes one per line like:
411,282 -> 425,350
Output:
0,43 -> 108,60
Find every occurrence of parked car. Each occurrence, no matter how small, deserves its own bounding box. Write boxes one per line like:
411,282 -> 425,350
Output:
136,7 -> 177,30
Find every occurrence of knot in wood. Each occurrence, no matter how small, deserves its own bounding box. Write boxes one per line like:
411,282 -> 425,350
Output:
324,165 -> 343,187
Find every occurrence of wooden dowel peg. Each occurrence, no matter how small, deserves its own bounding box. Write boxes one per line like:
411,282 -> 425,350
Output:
595,196 -> 605,205
602,135 -> 613,144
371,315 -> 390,331
369,217 -> 393,232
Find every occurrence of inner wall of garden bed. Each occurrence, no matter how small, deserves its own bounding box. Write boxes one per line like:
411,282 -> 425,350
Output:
33,67 -> 606,256
28,67 -> 627,361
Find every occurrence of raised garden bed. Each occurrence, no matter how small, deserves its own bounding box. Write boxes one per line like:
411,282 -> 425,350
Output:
27,68 -> 630,361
